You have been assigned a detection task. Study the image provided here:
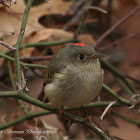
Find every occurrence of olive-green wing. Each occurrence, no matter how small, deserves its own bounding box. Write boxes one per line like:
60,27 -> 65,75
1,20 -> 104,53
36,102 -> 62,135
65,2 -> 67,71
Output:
44,56 -> 67,83
38,57 -> 67,102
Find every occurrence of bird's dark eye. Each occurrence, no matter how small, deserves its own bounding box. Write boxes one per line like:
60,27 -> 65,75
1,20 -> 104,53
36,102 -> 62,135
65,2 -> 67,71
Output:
79,54 -> 84,60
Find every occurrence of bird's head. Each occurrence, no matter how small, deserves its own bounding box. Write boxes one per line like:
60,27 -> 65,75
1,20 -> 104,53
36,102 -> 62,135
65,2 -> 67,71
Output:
64,43 -> 104,65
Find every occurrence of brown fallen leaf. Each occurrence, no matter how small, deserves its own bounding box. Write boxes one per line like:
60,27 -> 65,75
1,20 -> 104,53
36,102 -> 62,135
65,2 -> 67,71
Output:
27,28 -> 95,55
12,122 -> 34,140
0,0 -> 73,64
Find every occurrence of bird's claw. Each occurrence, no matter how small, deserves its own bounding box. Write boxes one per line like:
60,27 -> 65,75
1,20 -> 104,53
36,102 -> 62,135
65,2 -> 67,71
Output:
85,115 -> 93,124
59,106 -> 65,117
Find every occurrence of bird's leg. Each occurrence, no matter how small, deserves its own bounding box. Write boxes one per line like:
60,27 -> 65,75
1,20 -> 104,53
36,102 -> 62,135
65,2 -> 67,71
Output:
81,105 -> 92,124
59,106 -> 65,117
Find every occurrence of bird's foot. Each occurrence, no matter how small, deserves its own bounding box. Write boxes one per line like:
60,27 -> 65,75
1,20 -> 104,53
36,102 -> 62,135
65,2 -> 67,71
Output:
59,106 -> 65,117
81,105 -> 93,124
85,115 -> 93,124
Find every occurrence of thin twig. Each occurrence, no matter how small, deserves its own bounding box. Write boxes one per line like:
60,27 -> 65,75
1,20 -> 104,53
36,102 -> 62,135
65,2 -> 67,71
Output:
7,61 -> 16,89
115,77 -> 134,96
1,105 -> 29,124
29,68 -> 44,78
2,38 -> 74,56
100,58 -> 135,94
14,0 -> 33,86
111,110 -> 140,127
20,55 -> 53,62
66,101 -> 125,112
125,74 -> 140,84
63,0 -> 85,16
63,0 -> 86,30
95,4 -> 140,47
21,69 -> 28,92
15,70 -> 28,93
102,83 -> 130,106
73,0 -> 93,42
86,6 -> 107,14
7,61 -> 28,113
100,100 -> 117,121
0,41 -> 16,51
97,32 -> 140,51
0,88 -> 136,138
129,94 -> 140,113
0,53 -> 47,69
0,31 -> 15,35
0,91 -> 111,140
106,0 -> 112,27
0,81 -> 12,90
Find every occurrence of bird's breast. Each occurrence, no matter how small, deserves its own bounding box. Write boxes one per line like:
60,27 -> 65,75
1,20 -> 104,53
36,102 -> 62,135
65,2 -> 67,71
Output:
44,60 -> 103,107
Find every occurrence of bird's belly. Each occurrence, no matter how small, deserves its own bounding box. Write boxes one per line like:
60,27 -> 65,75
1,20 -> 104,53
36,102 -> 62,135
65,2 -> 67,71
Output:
66,89 -> 95,107
45,75 -> 102,107
44,65 -> 103,107
45,85 -> 94,107
66,81 -> 102,107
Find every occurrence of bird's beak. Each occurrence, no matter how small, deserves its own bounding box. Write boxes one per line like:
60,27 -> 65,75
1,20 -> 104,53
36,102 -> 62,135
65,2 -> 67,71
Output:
89,54 -> 104,60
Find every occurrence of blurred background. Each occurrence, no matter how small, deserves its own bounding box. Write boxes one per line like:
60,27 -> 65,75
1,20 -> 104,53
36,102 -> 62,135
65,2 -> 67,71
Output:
0,0 -> 140,139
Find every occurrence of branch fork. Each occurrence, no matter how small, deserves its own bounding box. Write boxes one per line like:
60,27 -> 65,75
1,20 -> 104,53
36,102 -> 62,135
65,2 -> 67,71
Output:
129,94 -> 140,113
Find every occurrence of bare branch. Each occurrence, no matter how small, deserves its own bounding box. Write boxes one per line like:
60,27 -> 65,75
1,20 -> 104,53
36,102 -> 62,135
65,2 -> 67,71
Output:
100,100 -> 117,121
86,6 -> 107,14
95,4 -> 140,48
97,32 -> 140,51
20,55 -> 53,62
0,41 -> 16,51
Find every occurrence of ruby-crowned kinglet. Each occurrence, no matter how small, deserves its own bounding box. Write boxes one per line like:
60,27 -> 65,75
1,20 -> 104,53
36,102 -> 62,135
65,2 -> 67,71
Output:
43,43 -> 104,107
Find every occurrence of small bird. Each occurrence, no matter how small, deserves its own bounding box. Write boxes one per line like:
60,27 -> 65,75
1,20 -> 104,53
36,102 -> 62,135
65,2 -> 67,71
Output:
43,43 -> 104,109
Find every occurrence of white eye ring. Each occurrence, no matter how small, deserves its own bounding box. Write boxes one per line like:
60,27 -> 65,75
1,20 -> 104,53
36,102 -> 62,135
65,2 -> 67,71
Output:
79,54 -> 84,60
